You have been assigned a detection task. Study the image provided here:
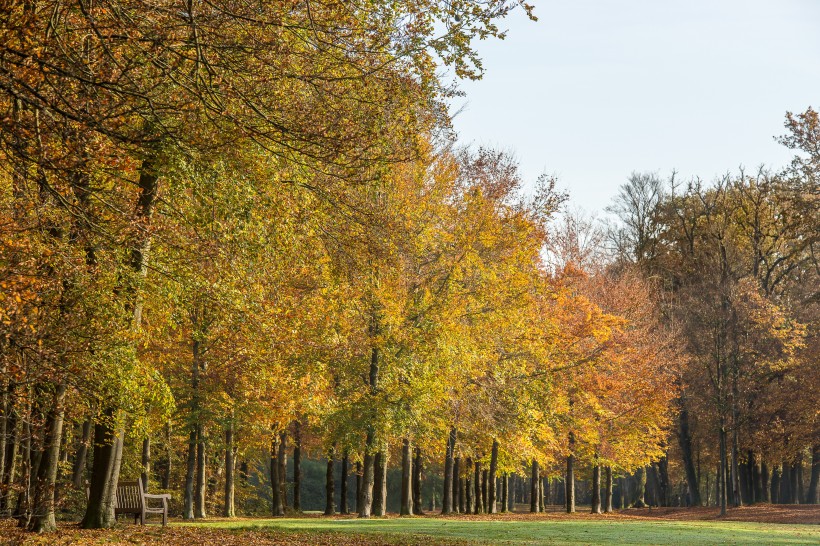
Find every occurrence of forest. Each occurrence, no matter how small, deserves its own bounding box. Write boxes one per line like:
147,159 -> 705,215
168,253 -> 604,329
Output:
0,0 -> 817,538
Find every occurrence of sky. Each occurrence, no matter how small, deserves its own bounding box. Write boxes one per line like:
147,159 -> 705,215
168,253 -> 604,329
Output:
449,0 -> 820,214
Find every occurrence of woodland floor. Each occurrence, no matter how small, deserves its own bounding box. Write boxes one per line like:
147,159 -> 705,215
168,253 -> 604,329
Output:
2,505 -> 818,546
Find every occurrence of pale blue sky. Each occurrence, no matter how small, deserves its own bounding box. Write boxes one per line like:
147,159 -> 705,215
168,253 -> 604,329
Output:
450,0 -> 820,213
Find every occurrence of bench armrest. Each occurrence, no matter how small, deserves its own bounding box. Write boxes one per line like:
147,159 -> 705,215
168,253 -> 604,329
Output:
143,493 -> 171,500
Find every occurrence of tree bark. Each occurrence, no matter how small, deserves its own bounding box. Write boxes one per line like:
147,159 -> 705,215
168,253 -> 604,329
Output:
771,463 -> 781,504
1,390 -> 18,513
358,431 -> 375,518
412,447 -> 423,515
184,428 -> 197,519
278,432 -> 288,510
373,450 -> 387,516
340,451 -> 350,514
355,461 -> 362,513
530,460 -> 539,513
591,464 -> 602,514
474,459 -> 483,514
605,466 -> 614,513
80,409 -> 123,529
28,384 -> 67,533
808,445 -> 820,504
441,427 -> 456,514
141,437 -> 151,492
761,460 -> 771,503
223,422 -> 235,518
718,418 -> 728,515
401,439 -> 413,515
71,418 -> 91,489
452,456 -> 460,513
656,456 -> 670,507
565,452 -> 575,513
678,404 -> 702,506
488,439 -> 498,513
465,458 -> 473,514
293,422 -> 302,512
195,425 -> 206,518
780,460 -> 791,504
481,468 -> 490,508
634,467 -> 647,508
271,437 -> 284,516
325,450 -> 336,515
790,460 -> 800,504
500,473 -> 508,513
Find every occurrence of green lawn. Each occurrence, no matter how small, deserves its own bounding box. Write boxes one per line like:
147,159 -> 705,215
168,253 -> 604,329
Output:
191,516 -> 820,545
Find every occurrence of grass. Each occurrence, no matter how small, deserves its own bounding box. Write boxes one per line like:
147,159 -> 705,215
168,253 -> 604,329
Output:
190,515 -> 820,545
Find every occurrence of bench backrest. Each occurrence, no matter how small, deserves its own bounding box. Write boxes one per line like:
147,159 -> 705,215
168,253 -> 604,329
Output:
115,481 -> 144,513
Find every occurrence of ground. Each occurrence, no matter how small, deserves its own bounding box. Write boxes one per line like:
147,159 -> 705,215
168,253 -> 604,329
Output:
3,506 -> 819,545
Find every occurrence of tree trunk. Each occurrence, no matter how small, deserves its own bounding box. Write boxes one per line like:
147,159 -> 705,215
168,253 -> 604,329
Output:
356,461 -> 362,514
340,451 -> 350,514
401,439 -> 413,516
325,450 -> 336,515
195,425 -> 206,518
488,439 -> 498,513
790,460 -> 800,504
28,383 -> 67,533
605,466 -> 614,513
465,458 -> 473,514
271,437 -> 284,516
718,419 -> 728,515
797,455 -> 805,504
141,437 -> 151,492
373,450 -> 387,516
565,452 -> 575,513
358,431 -> 375,518
530,460 -> 539,513
762,460 -> 771,503
14,398 -> 32,528
412,447 -> 423,515
591,464 -> 602,514
500,473 -> 508,513
771,464 -> 781,504
481,468 -> 488,511
1,391 -> 18,513
293,423 -> 302,512
452,456 -> 461,513
81,409 -> 123,529
751,452 -> 762,504
656,456 -> 670,506
459,471 -> 466,513
71,418 -> 91,489
538,475 -> 544,512
678,404 -> 702,506
780,460 -> 791,504
474,459 -> 483,514
442,427 -> 456,514
808,445 -> 820,505
278,432 -> 288,510
184,428 -> 197,519
634,467 -> 647,508
544,477 -> 550,507
223,422 -> 235,518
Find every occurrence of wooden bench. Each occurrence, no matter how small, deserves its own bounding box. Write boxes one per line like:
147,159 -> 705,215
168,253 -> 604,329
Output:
86,480 -> 171,525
